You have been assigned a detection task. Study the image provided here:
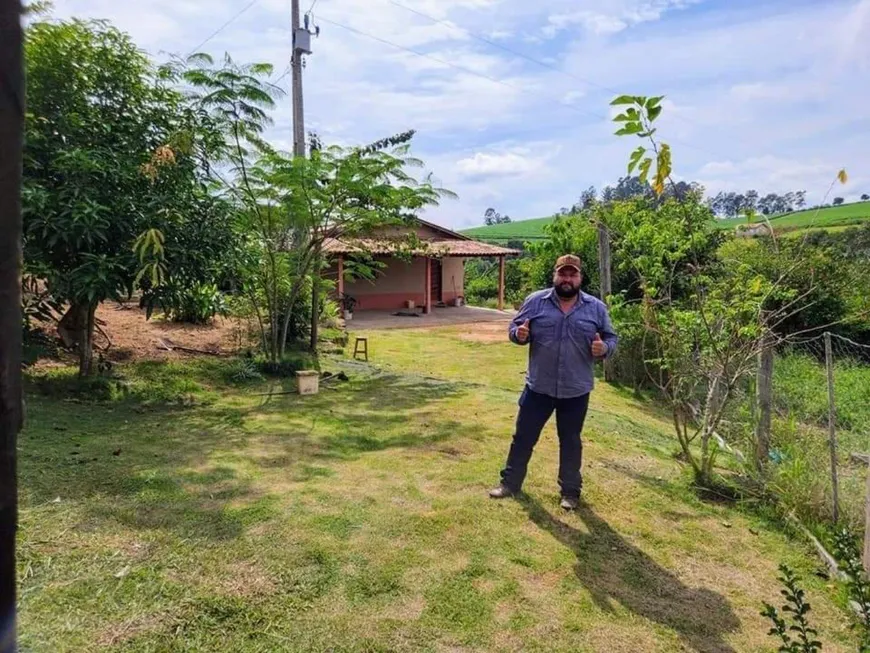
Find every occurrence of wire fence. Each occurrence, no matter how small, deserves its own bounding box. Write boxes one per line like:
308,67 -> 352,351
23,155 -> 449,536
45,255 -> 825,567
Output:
762,333 -> 870,532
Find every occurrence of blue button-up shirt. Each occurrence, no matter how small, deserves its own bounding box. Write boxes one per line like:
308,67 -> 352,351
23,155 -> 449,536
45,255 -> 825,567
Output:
509,288 -> 618,399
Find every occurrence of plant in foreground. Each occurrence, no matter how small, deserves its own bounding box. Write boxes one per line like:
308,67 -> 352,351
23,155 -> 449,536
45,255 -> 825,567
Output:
831,528 -> 870,651
761,564 -> 822,652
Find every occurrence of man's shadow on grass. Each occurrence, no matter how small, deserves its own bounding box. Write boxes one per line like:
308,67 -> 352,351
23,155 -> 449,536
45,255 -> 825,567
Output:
519,495 -> 740,653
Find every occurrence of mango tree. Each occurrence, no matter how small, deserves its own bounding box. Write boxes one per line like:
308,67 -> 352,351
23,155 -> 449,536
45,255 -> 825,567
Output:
23,20 -> 237,374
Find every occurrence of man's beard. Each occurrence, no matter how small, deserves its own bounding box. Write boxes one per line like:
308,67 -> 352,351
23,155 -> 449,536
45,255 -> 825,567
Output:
555,283 -> 579,298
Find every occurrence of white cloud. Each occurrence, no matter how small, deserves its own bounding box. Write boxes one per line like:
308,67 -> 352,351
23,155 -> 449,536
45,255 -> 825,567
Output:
544,12 -> 627,37
542,0 -> 700,38
562,90 -> 587,105
456,149 -> 547,178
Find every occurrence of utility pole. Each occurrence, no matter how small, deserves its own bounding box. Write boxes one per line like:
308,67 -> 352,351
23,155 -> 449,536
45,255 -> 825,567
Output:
290,0 -> 320,351
291,0 -> 307,158
0,1 -> 24,651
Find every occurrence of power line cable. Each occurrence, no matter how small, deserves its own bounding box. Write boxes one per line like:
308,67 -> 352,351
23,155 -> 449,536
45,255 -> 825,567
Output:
384,0 -> 761,160
315,16 -> 623,127
187,0 -> 261,57
315,14 -> 722,159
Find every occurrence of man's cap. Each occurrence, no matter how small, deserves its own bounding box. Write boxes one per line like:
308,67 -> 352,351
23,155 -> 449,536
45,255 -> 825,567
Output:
554,254 -> 582,272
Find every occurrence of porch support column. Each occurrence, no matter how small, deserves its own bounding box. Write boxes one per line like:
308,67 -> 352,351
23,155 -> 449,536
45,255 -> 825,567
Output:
337,254 -> 345,298
424,257 -> 432,314
498,255 -> 505,311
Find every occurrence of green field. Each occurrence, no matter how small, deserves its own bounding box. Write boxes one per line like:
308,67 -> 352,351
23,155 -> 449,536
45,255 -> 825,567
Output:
462,201 -> 870,243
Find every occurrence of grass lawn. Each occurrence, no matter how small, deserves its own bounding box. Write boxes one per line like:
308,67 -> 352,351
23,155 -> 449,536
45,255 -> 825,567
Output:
19,326 -> 860,651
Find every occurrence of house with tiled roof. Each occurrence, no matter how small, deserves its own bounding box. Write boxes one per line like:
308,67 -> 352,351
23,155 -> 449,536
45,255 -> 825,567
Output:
323,219 -> 519,313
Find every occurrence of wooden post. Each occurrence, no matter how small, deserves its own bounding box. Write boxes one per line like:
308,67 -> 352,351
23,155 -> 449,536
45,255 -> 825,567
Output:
0,2 -> 24,650
498,255 -> 505,311
337,254 -> 344,299
597,221 -> 612,299
424,257 -> 431,315
755,333 -> 774,474
597,221 -> 612,381
825,332 -> 840,524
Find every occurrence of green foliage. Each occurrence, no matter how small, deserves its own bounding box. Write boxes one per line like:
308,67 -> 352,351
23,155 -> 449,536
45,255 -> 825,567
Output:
225,357 -> 264,383
611,95 -> 670,195
173,52 -> 451,361
831,529 -> 870,650
143,282 -> 228,324
761,564 -> 822,652
256,351 -> 320,377
22,18 -> 241,372
23,19 -> 168,306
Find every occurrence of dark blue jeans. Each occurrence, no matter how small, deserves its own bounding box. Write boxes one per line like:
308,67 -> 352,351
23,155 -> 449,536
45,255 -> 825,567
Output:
500,387 -> 590,498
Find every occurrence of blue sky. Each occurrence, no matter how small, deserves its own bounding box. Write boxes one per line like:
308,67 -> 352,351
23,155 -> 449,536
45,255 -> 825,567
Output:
49,0 -> 870,229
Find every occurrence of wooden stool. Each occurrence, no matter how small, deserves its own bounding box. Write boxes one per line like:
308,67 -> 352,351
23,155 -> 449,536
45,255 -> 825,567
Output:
353,337 -> 369,361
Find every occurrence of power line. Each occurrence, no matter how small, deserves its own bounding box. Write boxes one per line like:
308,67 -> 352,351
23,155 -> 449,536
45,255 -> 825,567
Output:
384,0 -> 750,160
387,0 -> 617,96
187,0 -> 261,57
314,15 -> 615,127
307,0 -> 322,16
315,14 -> 723,159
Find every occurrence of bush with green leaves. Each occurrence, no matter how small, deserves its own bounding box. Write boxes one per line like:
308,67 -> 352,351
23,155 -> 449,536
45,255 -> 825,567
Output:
23,19 -> 236,374
141,281 -> 227,324
831,529 -> 870,649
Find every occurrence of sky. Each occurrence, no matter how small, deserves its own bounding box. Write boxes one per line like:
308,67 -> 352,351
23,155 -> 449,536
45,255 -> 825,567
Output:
48,0 -> 870,229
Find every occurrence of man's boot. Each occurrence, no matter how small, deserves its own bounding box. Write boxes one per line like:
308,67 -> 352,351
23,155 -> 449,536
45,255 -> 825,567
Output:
489,484 -> 515,499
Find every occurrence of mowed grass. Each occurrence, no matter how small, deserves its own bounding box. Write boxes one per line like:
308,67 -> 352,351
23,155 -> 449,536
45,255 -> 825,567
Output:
461,201 -> 870,242
19,328 -> 861,651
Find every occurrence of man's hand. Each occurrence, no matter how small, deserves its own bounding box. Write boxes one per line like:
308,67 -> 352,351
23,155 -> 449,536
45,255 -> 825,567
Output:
592,332 -> 607,358
516,319 -> 530,344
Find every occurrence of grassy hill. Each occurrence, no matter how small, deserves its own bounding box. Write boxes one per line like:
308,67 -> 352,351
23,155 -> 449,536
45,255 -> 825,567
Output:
462,201 -> 870,243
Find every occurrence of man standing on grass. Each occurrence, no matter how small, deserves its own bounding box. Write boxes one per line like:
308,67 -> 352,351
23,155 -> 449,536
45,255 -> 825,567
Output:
489,255 -> 618,511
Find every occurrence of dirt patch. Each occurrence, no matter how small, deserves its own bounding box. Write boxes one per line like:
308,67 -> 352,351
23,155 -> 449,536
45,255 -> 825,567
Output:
96,614 -> 168,647
98,303 -> 246,361
455,321 -> 511,344
37,302 -> 252,364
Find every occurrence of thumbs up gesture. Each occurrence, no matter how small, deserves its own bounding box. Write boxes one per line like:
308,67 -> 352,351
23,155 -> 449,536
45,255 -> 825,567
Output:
591,332 -> 607,358
516,319 -> 530,344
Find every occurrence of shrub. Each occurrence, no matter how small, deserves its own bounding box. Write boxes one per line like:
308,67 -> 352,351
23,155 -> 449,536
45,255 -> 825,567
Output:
142,282 -> 227,324
257,351 -> 320,377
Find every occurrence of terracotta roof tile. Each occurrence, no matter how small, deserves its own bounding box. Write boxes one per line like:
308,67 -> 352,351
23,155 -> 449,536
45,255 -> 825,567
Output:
322,238 -> 519,257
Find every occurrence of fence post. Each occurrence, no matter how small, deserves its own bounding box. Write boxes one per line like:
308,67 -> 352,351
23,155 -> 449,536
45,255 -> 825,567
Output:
824,332 -> 840,524
755,333 -> 774,474
597,220 -> 612,381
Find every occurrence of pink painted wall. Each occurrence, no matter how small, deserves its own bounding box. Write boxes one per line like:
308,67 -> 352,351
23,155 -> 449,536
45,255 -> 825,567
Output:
441,257 -> 464,302
325,255 -> 467,310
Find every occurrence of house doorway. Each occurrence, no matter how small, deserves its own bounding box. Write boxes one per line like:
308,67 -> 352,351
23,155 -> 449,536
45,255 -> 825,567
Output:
430,258 -> 443,303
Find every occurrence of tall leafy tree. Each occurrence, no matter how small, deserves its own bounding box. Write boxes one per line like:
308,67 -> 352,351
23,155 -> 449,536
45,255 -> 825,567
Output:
23,19 -> 191,374
176,55 -> 453,359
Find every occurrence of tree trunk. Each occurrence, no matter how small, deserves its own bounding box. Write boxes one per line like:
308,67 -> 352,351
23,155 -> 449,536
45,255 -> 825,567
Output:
78,303 -> 97,377
755,338 -> 774,474
309,251 -> 321,354
0,2 -> 24,648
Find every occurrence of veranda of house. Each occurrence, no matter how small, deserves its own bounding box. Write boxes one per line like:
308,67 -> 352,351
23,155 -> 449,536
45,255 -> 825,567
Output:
323,219 -> 519,314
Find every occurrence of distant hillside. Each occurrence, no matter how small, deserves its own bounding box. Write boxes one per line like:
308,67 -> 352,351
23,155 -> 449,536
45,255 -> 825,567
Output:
712,201 -> 870,231
461,201 -> 870,243
461,216 -> 554,243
